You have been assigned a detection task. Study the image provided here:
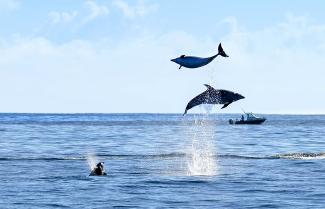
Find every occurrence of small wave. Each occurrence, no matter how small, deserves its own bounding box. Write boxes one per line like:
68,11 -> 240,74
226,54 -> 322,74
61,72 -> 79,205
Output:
145,179 -> 208,185
0,153 -> 186,161
0,152 -> 324,161
273,152 -> 325,160
218,154 -> 266,160
0,157 -> 85,161
0,153 -> 268,162
97,152 -> 186,159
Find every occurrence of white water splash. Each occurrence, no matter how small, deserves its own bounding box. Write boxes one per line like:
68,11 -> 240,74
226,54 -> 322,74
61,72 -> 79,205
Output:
186,114 -> 218,176
201,104 -> 214,114
86,152 -> 98,170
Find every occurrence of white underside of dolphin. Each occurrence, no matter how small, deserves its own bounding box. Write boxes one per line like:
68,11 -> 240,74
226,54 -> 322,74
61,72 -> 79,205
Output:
171,43 -> 228,69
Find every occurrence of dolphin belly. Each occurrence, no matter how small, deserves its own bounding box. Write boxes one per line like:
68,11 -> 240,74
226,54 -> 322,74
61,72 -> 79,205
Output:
184,91 -> 222,115
178,56 -> 213,68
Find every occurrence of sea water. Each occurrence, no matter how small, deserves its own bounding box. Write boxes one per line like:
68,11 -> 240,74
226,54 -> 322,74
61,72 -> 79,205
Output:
0,113 -> 325,208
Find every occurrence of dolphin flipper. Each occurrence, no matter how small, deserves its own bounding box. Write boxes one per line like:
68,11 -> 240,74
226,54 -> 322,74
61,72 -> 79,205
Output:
218,43 -> 229,57
221,102 -> 232,109
179,65 -> 182,69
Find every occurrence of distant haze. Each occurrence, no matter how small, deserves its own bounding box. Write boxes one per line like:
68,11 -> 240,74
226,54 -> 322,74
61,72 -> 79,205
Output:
0,0 -> 324,114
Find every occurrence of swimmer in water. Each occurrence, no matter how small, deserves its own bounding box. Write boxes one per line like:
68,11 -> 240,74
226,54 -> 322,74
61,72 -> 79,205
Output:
90,162 -> 107,176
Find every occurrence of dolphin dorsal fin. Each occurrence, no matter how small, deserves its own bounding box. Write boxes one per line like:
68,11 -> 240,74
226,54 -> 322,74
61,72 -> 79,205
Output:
204,84 -> 216,91
180,55 -> 185,58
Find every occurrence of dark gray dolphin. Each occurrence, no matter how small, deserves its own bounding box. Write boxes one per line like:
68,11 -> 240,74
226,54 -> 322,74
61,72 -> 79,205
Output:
171,43 -> 228,69
183,84 -> 245,115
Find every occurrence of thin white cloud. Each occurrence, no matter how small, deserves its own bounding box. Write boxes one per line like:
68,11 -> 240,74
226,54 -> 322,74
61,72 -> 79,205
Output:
0,0 -> 20,11
83,0 -> 109,24
46,1 -> 109,27
113,0 -> 158,18
49,11 -> 78,24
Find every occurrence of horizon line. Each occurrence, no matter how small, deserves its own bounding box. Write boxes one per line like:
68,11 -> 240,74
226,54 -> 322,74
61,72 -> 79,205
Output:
0,112 -> 324,116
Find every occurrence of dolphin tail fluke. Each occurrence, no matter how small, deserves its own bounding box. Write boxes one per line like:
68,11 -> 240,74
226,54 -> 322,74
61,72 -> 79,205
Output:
217,43 -> 229,57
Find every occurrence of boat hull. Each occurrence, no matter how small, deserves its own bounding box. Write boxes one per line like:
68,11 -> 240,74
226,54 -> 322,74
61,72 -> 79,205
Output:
229,118 -> 266,125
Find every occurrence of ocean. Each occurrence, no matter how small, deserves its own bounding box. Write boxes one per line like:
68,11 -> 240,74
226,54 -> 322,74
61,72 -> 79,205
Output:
0,113 -> 324,208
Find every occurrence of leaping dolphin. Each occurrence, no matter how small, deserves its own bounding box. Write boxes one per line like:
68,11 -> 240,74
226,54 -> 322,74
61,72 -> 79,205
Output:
183,84 -> 245,115
171,43 -> 229,69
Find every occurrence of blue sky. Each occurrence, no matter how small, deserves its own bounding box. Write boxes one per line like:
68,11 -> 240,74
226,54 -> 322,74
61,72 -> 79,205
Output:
1,0 -> 325,113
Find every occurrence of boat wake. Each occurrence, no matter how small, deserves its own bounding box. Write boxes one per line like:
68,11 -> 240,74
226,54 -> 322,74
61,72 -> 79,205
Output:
273,152 -> 325,160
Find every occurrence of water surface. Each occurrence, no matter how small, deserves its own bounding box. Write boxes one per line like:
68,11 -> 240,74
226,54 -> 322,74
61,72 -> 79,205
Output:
0,113 -> 324,208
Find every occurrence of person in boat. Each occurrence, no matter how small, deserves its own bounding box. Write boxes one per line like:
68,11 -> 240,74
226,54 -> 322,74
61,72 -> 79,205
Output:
241,115 -> 244,121
90,162 -> 107,176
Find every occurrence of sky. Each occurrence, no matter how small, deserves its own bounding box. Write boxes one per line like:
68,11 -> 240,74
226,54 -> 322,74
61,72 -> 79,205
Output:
1,0 -> 325,114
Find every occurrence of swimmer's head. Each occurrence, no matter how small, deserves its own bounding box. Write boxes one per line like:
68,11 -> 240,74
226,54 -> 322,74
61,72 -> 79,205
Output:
96,162 -> 104,170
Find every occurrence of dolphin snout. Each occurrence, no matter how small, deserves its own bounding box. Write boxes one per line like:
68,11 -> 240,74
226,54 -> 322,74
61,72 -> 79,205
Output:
235,93 -> 245,100
171,58 -> 176,62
